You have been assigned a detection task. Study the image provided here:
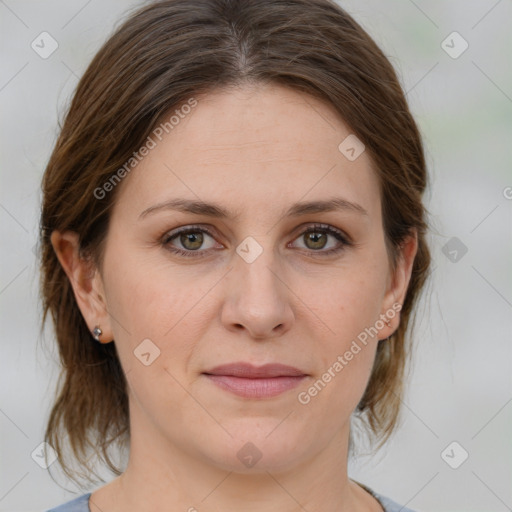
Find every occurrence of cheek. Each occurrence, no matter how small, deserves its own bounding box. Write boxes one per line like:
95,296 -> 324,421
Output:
297,288 -> 379,420
305,263 -> 387,340
294,263 -> 386,404
103,261 -> 210,430
103,240 -> 205,334
103,250 -> 222,389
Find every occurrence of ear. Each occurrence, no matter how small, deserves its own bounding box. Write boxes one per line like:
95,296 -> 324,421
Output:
378,229 -> 418,340
50,230 -> 114,344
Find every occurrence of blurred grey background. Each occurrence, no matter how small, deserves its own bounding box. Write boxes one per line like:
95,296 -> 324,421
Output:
1,1 -> 511,511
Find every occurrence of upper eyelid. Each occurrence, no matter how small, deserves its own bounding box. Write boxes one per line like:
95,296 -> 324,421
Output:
163,224 -> 217,242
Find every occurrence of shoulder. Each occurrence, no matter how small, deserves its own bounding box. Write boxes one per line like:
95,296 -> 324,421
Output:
355,481 -> 416,512
46,492 -> 91,512
44,489 -> 416,512
372,490 -> 417,512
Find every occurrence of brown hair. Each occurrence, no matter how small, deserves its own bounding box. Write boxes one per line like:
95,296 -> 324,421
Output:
40,0 -> 431,488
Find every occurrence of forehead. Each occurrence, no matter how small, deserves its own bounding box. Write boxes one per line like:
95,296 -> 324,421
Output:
112,83 -> 381,223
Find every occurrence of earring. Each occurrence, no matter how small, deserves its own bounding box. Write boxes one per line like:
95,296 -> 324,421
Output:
92,326 -> 102,341
385,318 -> 391,327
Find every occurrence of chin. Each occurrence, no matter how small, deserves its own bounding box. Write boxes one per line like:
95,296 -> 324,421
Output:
198,423 -> 313,474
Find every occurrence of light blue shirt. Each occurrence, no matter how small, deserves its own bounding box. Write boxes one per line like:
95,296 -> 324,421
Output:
46,489 -> 417,512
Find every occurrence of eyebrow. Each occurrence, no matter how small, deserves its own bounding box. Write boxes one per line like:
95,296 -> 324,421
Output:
138,197 -> 368,221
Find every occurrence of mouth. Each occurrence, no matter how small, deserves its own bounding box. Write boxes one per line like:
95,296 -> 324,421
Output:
202,362 -> 308,399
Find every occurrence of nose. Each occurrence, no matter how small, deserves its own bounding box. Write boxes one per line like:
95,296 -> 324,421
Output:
220,247 -> 294,340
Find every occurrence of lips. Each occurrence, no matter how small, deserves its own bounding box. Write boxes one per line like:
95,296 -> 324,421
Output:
202,363 -> 308,399
203,362 -> 306,378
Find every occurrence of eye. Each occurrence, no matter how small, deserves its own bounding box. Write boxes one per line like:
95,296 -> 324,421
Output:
289,223 -> 351,256
162,225 -> 219,258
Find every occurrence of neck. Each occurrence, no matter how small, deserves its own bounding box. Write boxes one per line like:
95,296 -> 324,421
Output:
90,402 -> 379,512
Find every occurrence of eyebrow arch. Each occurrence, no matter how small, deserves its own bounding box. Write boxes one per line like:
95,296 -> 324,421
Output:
138,197 -> 368,221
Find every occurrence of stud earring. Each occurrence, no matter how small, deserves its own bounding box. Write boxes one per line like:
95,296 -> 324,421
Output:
92,326 -> 102,341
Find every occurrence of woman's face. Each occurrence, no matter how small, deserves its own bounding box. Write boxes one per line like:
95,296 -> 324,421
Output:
83,83 -> 415,472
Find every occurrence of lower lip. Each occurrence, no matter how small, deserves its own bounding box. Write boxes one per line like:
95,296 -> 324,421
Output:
204,374 -> 306,398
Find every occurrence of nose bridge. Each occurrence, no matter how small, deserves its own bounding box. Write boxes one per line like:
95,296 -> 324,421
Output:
222,236 -> 293,337
240,244 -> 279,297
236,237 -> 282,307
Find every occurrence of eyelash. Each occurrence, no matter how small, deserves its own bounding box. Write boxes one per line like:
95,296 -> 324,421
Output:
161,223 -> 352,259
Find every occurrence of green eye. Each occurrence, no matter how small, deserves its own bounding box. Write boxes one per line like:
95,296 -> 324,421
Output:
290,224 -> 351,256
179,231 -> 204,251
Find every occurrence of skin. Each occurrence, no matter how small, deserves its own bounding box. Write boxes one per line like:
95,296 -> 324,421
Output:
51,83 -> 417,512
